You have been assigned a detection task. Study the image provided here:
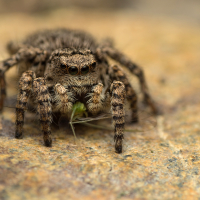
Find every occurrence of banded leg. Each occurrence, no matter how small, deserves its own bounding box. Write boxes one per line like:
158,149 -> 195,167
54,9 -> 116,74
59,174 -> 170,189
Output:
110,81 -> 126,153
87,83 -> 105,115
0,73 -> 6,111
54,83 -> 75,115
15,71 -> 35,138
2,47 -> 47,70
0,47 -> 47,110
101,46 -> 159,115
110,65 -> 138,123
33,78 -> 52,146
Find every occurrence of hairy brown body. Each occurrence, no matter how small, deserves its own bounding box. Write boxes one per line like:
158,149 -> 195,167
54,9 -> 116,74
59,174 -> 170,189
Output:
0,28 -> 159,153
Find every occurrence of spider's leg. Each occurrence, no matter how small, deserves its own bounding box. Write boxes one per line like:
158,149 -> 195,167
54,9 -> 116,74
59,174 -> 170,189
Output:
0,57 -> 17,111
29,49 -> 48,77
15,71 -> 36,138
1,47 -> 47,72
0,47 -> 47,110
87,83 -> 105,115
110,81 -> 126,153
33,77 -> 52,146
101,46 -> 160,115
0,72 -> 6,111
110,64 -> 138,123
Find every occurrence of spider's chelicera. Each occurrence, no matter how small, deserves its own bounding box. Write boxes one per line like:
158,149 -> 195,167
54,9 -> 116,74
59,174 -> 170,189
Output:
0,28 -> 159,153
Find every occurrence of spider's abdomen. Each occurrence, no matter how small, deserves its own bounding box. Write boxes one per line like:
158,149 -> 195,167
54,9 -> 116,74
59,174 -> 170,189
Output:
23,29 -> 98,54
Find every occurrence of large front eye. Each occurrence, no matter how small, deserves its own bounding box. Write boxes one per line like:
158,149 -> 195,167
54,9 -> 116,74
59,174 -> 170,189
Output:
81,66 -> 90,75
69,66 -> 78,75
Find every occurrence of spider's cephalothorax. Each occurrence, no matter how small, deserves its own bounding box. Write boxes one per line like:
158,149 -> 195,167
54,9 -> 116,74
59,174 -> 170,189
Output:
0,28 -> 159,153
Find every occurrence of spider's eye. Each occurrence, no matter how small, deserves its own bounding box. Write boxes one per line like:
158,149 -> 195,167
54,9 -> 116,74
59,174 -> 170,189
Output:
91,62 -> 96,69
81,66 -> 90,75
69,66 -> 78,75
60,63 -> 66,69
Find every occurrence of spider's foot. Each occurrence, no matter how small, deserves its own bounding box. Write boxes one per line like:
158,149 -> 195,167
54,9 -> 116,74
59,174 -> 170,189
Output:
15,131 -> 23,139
114,135 -> 123,154
131,115 -> 139,124
154,105 -> 163,116
115,145 -> 122,154
44,137 -> 52,147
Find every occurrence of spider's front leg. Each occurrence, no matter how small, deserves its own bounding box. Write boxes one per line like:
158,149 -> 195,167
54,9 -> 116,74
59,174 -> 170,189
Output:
16,72 -> 53,146
33,78 -> 52,146
15,71 -> 36,139
110,81 -> 126,153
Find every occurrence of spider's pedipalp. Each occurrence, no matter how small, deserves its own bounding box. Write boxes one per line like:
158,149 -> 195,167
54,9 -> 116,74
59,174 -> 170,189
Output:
87,83 -> 106,115
54,83 -> 75,115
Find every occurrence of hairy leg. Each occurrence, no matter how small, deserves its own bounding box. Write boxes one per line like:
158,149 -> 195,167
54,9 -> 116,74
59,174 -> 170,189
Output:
15,71 -> 36,138
109,64 -> 138,123
0,73 -> 6,111
100,46 -> 160,115
0,47 -> 47,110
110,81 -> 126,153
33,78 -> 52,146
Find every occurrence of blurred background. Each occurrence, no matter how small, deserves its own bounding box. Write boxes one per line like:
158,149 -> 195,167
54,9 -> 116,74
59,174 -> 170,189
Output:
0,0 -> 200,23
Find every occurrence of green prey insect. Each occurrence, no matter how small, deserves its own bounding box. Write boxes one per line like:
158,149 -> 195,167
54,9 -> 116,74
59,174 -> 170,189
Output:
69,102 -> 145,143
69,102 -> 111,142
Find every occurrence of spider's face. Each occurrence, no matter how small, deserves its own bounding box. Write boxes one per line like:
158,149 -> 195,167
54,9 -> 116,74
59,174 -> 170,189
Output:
47,48 -> 99,87
59,53 -> 97,76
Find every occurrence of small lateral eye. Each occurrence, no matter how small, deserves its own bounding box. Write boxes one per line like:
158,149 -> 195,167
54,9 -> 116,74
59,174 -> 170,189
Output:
81,66 -> 90,75
91,62 -> 96,69
60,63 -> 66,69
69,66 -> 78,75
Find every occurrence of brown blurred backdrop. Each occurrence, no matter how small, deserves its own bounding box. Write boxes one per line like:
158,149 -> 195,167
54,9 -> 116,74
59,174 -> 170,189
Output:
0,0 -> 200,24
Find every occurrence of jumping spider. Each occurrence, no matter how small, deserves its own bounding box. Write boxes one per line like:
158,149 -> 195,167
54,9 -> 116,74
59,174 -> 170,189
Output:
0,28 -> 159,153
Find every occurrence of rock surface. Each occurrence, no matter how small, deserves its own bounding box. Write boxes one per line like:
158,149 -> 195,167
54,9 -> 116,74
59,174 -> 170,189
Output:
0,7 -> 200,200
